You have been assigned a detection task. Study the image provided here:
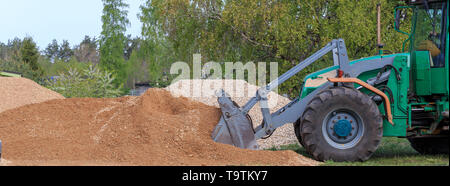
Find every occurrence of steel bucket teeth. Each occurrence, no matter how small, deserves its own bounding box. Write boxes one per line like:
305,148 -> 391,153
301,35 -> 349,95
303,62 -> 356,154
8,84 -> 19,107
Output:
211,90 -> 258,150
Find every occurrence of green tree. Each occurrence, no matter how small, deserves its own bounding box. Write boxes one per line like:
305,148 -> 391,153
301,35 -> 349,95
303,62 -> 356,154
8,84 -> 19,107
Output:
58,40 -> 74,62
20,37 -> 44,80
124,35 -> 140,60
99,0 -> 130,88
0,38 -> 21,62
74,36 -> 99,64
0,42 -> 6,59
139,0 -> 410,97
0,37 -> 44,81
139,0 -> 198,86
125,48 -> 148,89
45,65 -> 122,98
45,39 -> 59,62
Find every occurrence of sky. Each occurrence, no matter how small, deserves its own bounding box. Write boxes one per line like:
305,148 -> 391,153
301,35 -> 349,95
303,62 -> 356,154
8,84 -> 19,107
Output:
0,0 -> 143,50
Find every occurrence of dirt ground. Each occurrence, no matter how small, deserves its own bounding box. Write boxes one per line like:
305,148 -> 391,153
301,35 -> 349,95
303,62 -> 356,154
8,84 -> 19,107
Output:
0,88 -> 318,166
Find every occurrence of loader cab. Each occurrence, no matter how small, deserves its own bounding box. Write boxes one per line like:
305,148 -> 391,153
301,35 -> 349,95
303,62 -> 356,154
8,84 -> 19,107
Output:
397,0 -> 448,96
410,1 -> 447,68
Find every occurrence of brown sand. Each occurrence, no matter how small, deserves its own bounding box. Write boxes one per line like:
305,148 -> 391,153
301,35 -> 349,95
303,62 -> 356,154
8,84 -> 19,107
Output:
0,88 -> 317,166
0,77 -> 64,113
165,79 -> 299,149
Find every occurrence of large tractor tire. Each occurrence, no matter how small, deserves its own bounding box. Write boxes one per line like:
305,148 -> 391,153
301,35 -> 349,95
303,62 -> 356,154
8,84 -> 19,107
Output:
293,119 -> 305,147
298,86 -> 383,162
408,137 -> 449,155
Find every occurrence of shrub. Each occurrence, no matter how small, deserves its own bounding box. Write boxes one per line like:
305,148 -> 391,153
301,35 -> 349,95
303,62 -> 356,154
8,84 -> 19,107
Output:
45,65 -> 121,98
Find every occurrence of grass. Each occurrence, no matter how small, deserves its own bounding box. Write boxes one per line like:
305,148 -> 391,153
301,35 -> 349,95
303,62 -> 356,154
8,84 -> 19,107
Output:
268,137 -> 449,166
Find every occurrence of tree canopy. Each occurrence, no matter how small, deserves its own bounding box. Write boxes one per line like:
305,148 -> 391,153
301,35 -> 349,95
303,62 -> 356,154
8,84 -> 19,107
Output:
139,0 -> 410,97
99,0 -> 130,88
2,0 -> 413,98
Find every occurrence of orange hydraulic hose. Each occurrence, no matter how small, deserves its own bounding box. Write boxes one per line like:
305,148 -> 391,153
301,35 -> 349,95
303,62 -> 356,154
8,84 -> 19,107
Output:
327,77 -> 394,125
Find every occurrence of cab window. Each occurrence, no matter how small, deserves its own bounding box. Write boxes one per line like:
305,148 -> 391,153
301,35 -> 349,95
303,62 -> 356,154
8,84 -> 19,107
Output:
412,2 -> 447,67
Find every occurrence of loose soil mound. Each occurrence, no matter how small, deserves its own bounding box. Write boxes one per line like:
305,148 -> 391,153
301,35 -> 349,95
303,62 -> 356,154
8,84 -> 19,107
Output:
166,79 -> 298,149
0,88 -> 317,166
0,77 -> 64,113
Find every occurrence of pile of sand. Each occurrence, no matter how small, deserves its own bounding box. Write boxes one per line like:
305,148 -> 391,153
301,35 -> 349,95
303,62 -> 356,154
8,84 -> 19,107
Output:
0,77 -> 65,113
165,79 -> 299,149
0,88 -> 317,166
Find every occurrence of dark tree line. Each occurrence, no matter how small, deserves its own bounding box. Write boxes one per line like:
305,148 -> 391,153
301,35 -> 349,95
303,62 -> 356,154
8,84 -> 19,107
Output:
0,37 -> 43,81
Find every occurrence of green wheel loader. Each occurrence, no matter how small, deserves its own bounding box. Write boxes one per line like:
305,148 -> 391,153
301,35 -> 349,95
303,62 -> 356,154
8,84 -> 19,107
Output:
211,0 -> 449,162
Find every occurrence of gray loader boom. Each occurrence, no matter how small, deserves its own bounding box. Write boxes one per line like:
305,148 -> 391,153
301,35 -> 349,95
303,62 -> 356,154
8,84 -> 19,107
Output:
211,39 -> 351,149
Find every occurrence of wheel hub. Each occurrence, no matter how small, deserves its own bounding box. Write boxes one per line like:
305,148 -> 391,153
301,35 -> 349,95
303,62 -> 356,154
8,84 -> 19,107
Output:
322,109 -> 365,149
334,120 -> 352,137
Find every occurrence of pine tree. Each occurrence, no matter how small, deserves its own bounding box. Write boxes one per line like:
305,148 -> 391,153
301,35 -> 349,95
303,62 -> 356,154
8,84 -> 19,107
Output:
45,39 -> 59,62
20,37 -> 44,80
20,37 -> 40,71
58,40 -> 74,62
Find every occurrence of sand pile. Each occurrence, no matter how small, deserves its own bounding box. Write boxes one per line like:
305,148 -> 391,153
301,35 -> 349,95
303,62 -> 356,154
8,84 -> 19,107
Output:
0,77 -> 65,113
0,88 -> 317,166
166,79 -> 299,149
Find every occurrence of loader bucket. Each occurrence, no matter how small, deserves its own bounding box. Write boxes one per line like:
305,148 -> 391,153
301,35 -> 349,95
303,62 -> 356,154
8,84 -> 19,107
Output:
211,90 -> 258,150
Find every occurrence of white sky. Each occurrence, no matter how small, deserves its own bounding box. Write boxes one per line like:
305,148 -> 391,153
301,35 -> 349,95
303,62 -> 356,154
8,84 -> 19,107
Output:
0,0 -> 143,50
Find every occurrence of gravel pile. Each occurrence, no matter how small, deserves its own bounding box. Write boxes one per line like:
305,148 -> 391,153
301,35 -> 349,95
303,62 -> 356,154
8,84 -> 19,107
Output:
0,88 -> 317,166
165,79 -> 299,149
0,77 -> 65,113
